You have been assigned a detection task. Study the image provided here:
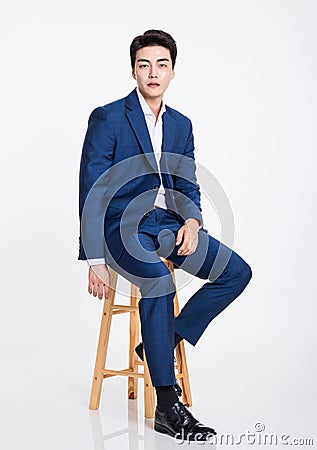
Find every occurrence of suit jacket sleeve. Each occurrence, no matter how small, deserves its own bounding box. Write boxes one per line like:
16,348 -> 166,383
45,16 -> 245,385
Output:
78,107 -> 115,260
173,120 -> 204,228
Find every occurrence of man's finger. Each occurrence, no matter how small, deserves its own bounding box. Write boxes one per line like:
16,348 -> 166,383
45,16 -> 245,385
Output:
175,227 -> 184,245
179,247 -> 190,255
88,279 -> 92,294
178,229 -> 191,253
178,230 -> 188,247
178,245 -> 189,254
185,237 -> 199,256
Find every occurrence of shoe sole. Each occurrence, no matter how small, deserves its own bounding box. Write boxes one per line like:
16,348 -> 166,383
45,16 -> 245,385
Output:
154,421 -> 175,438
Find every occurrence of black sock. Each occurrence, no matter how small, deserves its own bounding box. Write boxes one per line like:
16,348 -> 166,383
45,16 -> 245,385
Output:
155,385 -> 179,410
136,333 -> 183,362
174,332 -> 183,348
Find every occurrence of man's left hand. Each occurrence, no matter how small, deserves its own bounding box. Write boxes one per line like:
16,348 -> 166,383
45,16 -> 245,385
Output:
175,218 -> 200,256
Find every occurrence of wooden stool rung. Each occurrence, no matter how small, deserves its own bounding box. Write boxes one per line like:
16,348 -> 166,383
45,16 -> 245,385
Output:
102,368 -> 143,378
112,305 -> 138,312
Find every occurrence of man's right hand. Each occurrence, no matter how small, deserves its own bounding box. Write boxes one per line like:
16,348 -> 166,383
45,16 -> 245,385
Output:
88,264 -> 110,300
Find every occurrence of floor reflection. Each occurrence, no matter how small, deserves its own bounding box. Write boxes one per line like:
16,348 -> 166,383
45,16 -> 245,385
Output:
89,398 -> 216,449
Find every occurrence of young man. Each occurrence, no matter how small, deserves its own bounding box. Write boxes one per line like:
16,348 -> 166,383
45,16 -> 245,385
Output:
78,30 -> 252,441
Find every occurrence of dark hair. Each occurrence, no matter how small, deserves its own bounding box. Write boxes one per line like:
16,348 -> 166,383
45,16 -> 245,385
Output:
130,29 -> 177,69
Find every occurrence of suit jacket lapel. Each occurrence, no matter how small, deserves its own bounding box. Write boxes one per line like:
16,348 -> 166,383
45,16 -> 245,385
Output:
125,89 -> 158,173
125,89 -> 178,177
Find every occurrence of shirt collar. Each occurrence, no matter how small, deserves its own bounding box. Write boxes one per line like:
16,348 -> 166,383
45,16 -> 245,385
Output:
136,87 -> 166,120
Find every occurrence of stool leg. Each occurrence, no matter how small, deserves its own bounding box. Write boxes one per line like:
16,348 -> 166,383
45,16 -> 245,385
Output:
89,269 -> 118,410
175,341 -> 192,406
128,284 -> 140,400
143,351 -> 155,419
131,283 -> 156,418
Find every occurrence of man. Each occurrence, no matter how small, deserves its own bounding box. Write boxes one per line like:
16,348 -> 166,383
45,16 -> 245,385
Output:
78,29 -> 252,441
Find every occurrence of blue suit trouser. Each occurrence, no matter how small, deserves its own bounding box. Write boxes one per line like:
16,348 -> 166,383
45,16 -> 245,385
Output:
106,207 -> 252,387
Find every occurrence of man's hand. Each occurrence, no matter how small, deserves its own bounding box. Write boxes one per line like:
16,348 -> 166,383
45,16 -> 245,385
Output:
88,264 -> 110,300
175,218 -> 200,256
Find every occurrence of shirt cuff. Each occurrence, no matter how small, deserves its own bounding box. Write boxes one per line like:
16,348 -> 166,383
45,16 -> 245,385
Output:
86,258 -> 106,266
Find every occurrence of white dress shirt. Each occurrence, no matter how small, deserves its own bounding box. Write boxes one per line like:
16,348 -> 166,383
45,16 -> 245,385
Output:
136,87 -> 167,210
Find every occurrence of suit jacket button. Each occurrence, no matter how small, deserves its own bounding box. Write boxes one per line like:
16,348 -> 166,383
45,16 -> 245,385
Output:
152,186 -> 158,190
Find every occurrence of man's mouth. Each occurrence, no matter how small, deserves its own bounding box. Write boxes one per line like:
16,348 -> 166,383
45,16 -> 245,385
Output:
147,83 -> 160,87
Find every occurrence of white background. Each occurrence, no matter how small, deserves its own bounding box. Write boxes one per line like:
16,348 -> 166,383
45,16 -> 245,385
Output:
1,1 -> 316,449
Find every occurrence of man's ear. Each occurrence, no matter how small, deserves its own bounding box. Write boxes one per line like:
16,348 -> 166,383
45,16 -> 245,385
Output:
132,68 -> 136,80
171,69 -> 175,80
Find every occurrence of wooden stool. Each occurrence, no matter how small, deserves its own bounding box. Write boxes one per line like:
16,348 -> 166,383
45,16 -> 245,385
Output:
88,258 -> 192,418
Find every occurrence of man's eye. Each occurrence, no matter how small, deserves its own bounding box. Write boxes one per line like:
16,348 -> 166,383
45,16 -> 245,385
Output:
159,64 -> 167,68
139,64 -> 149,68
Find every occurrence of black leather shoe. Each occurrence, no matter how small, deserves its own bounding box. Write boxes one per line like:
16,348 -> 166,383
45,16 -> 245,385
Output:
154,401 -> 217,441
135,342 -> 183,397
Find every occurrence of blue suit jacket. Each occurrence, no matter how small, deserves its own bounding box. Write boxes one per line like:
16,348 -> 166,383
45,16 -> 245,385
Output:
78,88 -> 204,264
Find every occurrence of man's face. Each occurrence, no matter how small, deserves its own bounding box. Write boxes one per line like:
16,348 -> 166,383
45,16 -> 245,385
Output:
132,46 -> 175,100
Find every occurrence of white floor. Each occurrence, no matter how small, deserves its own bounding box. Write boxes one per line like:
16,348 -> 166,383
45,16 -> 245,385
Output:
1,270 -> 316,450
2,350 -> 316,450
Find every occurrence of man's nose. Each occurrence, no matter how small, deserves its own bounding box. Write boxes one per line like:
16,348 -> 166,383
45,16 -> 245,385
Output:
148,66 -> 158,78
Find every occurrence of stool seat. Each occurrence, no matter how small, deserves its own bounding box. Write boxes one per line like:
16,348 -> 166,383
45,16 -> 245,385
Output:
88,258 -> 192,418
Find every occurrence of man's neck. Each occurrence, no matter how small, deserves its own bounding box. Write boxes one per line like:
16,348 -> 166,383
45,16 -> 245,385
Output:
146,97 -> 163,120
141,93 -> 163,121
